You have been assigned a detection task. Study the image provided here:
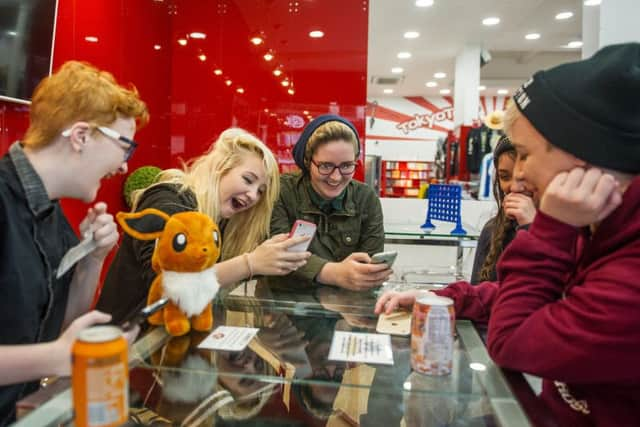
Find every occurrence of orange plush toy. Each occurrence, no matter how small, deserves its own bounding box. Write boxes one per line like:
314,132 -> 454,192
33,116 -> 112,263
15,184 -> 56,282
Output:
117,208 -> 221,336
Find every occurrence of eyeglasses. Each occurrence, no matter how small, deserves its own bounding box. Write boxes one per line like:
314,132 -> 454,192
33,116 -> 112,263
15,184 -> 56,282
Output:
96,126 -> 138,161
310,159 -> 357,176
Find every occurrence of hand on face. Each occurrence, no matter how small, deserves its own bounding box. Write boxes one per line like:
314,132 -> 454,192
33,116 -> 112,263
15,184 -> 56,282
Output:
79,202 -> 119,262
503,192 -> 536,225
540,167 -> 622,227
249,233 -> 311,276
332,252 -> 392,291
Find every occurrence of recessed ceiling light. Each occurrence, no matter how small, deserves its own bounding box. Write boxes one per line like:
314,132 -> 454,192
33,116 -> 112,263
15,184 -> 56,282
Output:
288,88 -> 295,95
404,31 -> 420,39
425,81 -> 438,87
584,0 -> 601,5
177,38 -> 187,46
84,36 -> 99,43
303,110 -> 309,115
249,36 -> 264,45
391,67 -> 404,74
236,87 -> 244,94
213,69 -> 223,75
434,72 -> 446,79
383,89 -> 394,94
397,51 -> 412,59
281,80 -> 290,87
439,89 -> 451,95
566,40 -> 583,48
263,52 -> 274,61
525,33 -> 541,40
415,0 -> 434,6
482,17 -> 500,26
273,69 -> 283,76
198,54 -> 207,61
555,11 -> 573,20
309,30 -> 324,38
153,44 -> 161,50
7,31 -> 17,36
189,32 -> 206,39
225,79 -> 232,86
497,89 -> 509,95
478,85 -> 486,91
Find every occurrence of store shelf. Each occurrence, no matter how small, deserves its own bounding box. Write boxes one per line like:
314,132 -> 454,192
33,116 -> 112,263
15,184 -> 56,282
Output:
381,160 -> 434,198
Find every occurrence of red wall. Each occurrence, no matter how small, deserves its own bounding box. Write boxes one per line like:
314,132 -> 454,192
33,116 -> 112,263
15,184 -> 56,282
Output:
0,0 -> 368,228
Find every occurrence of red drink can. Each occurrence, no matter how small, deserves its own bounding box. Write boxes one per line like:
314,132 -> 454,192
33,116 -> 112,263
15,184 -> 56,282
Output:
72,325 -> 129,427
411,294 -> 455,375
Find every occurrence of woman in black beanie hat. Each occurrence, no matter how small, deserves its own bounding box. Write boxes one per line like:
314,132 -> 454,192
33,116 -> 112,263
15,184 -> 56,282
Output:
270,114 -> 391,290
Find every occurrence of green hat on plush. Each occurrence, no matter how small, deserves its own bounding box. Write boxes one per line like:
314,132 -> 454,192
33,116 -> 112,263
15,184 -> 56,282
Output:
123,166 -> 162,208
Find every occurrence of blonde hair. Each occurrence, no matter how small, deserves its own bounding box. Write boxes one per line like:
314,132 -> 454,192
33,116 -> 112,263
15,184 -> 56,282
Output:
24,61 -> 148,148
303,121 -> 358,168
503,100 -> 520,139
134,128 -> 279,260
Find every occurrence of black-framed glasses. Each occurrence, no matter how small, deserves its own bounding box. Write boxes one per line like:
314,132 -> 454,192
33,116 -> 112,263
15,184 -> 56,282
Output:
96,126 -> 138,161
310,159 -> 357,176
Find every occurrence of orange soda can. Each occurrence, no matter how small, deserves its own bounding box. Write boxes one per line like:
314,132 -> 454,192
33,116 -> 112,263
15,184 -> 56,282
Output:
411,294 -> 455,375
72,325 -> 129,427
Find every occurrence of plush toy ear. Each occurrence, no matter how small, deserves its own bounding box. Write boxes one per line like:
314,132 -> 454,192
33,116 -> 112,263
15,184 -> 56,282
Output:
116,208 -> 171,240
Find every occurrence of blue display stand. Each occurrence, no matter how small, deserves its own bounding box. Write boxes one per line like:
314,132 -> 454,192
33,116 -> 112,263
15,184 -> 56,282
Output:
420,184 -> 467,235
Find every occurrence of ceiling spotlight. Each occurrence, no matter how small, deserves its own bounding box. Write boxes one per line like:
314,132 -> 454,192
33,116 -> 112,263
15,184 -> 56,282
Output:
189,32 -> 206,39
198,54 -> 207,61
434,72 -> 446,79
225,79 -> 232,86
525,33 -> 541,40
287,88 -> 295,95
281,80 -> 290,87
478,85 -> 486,91
391,67 -> 404,74
555,11 -> 574,20
403,31 -> 420,39
263,51 -> 274,61
84,36 -> 99,43
415,0 -> 434,7
213,68 -> 223,75
397,51 -> 412,59
236,87 -> 244,94
7,31 -> 17,37
497,89 -> 509,95
250,36 -> 264,45
584,0 -> 601,5
263,108 -> 269,113
439,89 -> 451,95
566,40 -> 583,48
482,17 -> 500,26
153,44 -> 161,50
383,89 -> 394,94
425,81 -> 437,87
273,69 -> 283,76
177,38 -> 187,46
303,110 -> 309,115
309,30 -> 324,38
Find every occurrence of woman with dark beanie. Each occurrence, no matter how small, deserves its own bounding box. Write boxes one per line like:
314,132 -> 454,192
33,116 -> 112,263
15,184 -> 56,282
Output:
270,114 -> 391,291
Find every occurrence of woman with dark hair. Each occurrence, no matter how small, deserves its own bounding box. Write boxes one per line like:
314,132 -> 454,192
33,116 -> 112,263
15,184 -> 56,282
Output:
375,136 -> 536,324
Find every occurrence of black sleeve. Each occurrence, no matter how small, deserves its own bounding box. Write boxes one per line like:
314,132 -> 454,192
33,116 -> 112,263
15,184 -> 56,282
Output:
470,219 -> 495,285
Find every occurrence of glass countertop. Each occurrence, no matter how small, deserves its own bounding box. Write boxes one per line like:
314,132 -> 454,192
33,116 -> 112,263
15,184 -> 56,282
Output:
385,221 -> 480,239
16,279 -> 530,427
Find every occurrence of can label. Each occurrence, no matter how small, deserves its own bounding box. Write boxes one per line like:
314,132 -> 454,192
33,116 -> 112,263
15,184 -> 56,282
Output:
411,297 -> 455,375
72,326 -> 128,427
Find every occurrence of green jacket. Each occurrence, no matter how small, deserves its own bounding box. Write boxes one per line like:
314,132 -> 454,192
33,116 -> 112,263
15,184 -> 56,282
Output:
270,173 -> 385,282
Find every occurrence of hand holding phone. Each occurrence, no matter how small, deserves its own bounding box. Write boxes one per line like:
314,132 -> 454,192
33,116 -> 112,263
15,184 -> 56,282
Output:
120,297 -> 169,331
370,251 -> 398,268
287,220 -> 317,252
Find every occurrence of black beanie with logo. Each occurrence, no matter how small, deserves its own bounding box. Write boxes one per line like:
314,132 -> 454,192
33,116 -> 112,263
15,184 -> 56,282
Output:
512,42 -> 640,174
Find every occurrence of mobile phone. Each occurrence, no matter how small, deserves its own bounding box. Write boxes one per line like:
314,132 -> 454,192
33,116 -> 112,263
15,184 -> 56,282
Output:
287,220 -> 317,252
370,251 -> 398,268
376,310 -> 411,336
120,297 -> 169,331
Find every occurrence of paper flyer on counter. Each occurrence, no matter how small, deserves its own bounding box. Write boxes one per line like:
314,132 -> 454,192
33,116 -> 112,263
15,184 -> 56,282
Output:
328,331 -> 394,365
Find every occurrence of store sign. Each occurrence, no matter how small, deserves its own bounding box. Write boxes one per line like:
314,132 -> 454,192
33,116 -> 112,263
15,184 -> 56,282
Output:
396,107 -> 454,134
284,114 -> 305,129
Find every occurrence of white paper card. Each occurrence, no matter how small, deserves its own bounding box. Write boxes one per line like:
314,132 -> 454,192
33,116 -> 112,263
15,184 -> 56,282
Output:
328,331 -> 394,365
198,326 -> 259,352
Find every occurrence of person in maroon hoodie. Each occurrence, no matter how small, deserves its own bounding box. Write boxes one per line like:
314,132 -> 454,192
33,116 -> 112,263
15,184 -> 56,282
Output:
487,43 -> 640,426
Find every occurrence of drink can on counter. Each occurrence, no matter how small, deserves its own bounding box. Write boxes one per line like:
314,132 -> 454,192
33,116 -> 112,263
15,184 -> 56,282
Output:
72,325 -> 129,427
410,294 -> 455,375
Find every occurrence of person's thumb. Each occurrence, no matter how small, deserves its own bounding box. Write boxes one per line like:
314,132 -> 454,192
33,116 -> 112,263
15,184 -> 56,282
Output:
348,252 -> 371,263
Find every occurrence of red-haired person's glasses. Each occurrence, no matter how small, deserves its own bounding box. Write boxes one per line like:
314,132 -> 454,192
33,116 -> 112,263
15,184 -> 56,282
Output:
96,126 -> 138,161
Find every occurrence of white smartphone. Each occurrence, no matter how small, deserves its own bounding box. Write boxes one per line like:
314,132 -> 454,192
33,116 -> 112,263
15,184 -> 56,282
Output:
287,220 -> 317,252
370,251 -> 398,268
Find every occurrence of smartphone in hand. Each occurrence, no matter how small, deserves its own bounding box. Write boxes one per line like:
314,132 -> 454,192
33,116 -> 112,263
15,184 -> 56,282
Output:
370,251 -> 398,268
120,297 -> 169,331
287,220 -> 317,252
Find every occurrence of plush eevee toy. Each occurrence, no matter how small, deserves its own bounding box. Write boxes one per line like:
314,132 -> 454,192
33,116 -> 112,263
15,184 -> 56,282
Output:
117,208 -> 221,336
